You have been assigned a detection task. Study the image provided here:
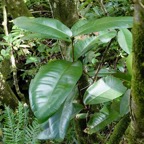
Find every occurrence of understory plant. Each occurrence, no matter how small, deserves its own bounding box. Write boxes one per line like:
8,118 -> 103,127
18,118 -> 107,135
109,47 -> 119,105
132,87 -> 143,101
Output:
13,15 -> 133,143
1,102 -> 40,144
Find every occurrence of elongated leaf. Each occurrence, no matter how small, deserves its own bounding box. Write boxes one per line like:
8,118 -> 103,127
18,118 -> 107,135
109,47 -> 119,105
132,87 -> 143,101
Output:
83,76 -> 126,105
117,28 -> 132,54
120,89 -> 130,116
38,88 -> 82,141
29,60 -> 82,123
72,17 -> 133,36
13,17 -> 72,42
126,53 -> 132,75
73,30 -> 116,60
86,105 -> 119,134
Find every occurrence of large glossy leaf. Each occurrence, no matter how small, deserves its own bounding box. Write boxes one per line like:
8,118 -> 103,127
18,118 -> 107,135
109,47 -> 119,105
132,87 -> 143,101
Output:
13,17 -> 72,42
85,105 -> 119,134
38,88 -> 83,141
83,76 -> 127,105
117,28 -> 132,54
73,30 -> 116,60
72,17 -> 133,36
29,60 -> 82,123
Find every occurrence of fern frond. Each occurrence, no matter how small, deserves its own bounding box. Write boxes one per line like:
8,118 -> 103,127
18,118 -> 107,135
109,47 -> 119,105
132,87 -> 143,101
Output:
25,118 -> 41,144
2,103 -> 41,144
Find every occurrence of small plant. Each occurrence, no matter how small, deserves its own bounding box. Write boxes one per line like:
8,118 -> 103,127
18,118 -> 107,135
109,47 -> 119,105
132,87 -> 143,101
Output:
13,15 -> 133,143
2,102 -> 40,144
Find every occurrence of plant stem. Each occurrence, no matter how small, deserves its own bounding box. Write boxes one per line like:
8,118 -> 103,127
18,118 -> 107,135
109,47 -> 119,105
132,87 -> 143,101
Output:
93,38 -> 114,82
2,4 -> 25,102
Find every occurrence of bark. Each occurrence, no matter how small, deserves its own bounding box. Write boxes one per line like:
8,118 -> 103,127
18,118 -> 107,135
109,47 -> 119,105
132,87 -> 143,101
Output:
49,0 -> 79,27
4,0 -> 32,18
107,114 -> 130,144
127,0 -> 144,143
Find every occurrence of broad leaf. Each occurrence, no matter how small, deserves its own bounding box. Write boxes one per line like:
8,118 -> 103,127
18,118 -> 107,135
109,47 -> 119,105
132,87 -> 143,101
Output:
120,89 -> 130,116
72,17 -> 133,36
83,76 -> 126,105
29,60 -> 82,123
85,105 -> 119,134
117,28 -> 132,54
38,88 -> 83,141
73,30 -> 116,60
13,17 -> 72,42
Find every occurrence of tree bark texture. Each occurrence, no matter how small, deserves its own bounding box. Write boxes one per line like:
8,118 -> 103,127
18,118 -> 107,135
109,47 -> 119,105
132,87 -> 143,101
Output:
49,0 -> 79,27
4,0 -> 32,18
127,0 -> 144,143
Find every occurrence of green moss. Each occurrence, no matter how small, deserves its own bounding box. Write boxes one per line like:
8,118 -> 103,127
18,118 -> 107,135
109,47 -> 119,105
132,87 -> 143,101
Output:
49,0 -> 79,27
5,0 -> 32,18
127,1 -> 144,143
107,114 -> 130,144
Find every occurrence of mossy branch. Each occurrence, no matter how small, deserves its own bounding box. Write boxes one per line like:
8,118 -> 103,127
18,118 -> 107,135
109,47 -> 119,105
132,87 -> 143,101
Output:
107,114 -> 130,144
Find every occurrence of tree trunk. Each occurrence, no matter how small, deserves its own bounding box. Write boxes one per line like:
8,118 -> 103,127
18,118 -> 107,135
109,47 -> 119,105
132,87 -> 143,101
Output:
49,0 -> 79,27
127,0 -> 144,143
4,0 -> 32,18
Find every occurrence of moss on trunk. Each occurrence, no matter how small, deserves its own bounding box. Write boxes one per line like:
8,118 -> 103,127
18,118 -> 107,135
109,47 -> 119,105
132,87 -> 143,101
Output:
49,0 -> 79,27
4,0 -> 32,18
107,114 -> 130,144
127,0 -> 144,143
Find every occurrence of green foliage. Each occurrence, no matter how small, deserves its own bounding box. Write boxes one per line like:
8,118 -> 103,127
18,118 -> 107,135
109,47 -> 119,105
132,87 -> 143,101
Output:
2,103 -> 40,144
83,75 -> 127,105
12,13 -> 133,142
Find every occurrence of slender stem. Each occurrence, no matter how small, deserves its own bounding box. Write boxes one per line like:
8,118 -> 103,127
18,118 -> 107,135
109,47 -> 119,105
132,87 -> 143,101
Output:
2,4 -> 25,102
71,37 -> 75,62
2,4 -> 8,36
93,39 -> 114,82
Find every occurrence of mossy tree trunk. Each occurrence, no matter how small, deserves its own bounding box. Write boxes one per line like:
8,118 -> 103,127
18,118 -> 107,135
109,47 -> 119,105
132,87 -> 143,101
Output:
49,0 -> 79,27
4,0 -> 32,18
127,0 -> 144,143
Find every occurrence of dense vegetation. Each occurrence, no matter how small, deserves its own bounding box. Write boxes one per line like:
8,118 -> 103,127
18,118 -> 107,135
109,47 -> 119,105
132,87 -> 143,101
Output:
0,0 -> 144,143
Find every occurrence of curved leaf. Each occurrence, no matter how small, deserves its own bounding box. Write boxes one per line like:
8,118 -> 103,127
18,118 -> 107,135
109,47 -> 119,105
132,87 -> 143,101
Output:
73,30 -> 116,60
72,17 -> 133,36
38,87 -> 82,141
83,76 -> 127,105
29,60 -> 82,123
86,106 -> 119,134
117,28 -> 132,54
13,17 -> 72,42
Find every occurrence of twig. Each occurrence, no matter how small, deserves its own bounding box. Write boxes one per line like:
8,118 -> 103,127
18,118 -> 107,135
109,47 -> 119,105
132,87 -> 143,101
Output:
2,4 -> 25,102
93,39 -> 114,82
71,37 -> 75,62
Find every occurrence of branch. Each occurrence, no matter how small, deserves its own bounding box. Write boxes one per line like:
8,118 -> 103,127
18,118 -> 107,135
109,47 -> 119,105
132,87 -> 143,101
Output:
2,4 -> 25,102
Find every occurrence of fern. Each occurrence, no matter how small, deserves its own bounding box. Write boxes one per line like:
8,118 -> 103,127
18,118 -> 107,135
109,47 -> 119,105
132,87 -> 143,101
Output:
2,102 -> 41,144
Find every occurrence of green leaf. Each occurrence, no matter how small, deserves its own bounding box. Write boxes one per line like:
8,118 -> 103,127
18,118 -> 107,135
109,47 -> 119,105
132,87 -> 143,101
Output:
38,87 -> 81,141
117,28 -> 132,54
25,56 -> 40,64
73,30 -> 116,60
29,60 -> 82,123
126,53 -> 132,75
86,105 -> 119,134
120,89 -> 130,116
13,17 -> 72,42
83,76 -> 127,105
72,17 -> 133,36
